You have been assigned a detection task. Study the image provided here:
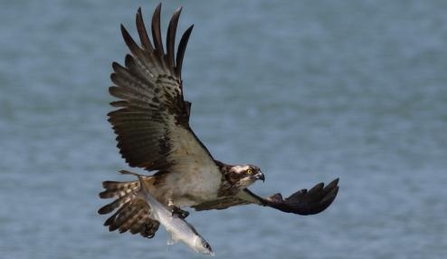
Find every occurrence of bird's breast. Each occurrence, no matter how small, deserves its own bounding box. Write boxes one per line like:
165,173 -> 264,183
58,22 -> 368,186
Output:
149,166 -> 223,208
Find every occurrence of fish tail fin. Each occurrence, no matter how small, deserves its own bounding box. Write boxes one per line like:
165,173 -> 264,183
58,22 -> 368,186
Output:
97,170 -> 160,238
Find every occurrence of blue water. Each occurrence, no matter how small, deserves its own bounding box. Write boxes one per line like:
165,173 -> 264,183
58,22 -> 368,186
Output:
1,1 -> 446,258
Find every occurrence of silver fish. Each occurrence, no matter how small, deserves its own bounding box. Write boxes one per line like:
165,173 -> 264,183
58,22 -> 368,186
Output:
123,171 -> 214,256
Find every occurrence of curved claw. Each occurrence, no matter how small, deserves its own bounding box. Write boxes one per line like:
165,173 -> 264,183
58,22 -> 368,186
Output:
265,178 -> 339,215
170,206 -> 190,219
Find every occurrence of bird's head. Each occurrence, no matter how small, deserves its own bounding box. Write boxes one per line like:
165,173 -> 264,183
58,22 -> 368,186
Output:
227,164 -> 265,189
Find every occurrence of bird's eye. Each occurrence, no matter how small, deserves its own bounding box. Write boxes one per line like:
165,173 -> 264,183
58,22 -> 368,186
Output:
247,168 -> 253,175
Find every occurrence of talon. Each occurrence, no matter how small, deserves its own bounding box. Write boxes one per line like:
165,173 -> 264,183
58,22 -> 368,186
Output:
143,223 -> 155,238
180,210 -> 189,218
170,206 -> 189,219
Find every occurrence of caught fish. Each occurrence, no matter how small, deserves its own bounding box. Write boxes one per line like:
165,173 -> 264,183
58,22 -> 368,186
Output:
122,171 -> 215,256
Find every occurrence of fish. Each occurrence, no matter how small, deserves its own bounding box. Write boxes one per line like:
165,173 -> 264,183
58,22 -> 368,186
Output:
121,170 -> 215,256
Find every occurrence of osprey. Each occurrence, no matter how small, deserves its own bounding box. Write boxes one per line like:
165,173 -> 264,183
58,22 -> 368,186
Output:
98,3 -> 339,239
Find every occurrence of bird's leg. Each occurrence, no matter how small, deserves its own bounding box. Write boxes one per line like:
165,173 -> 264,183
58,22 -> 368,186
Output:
168,199 -> 189,219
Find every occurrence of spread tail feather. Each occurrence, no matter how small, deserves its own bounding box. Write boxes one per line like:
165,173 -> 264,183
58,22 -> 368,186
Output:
99,180 -> 139,198
98,170 -> 160,238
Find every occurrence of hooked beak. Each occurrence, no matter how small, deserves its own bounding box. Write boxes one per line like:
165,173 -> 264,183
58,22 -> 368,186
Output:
255,171 -> 265,182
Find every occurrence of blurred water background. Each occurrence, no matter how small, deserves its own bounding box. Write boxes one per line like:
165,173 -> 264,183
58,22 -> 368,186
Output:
1,0 -> 446,258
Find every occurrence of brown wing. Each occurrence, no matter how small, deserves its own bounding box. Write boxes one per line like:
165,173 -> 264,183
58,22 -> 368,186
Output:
109,4 -> 219,176
193,178 -> 339,215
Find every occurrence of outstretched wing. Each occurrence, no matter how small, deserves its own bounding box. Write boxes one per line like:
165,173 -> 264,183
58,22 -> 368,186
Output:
109,4 -> 219,175
193,178 -> 339,215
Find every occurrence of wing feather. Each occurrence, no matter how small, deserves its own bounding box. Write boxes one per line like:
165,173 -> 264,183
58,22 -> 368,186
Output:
193,178 -> 339,216
151,4 -> 165,62
136,7 -> 153,52
175,26 -> 193,79
109,4 -> 218,174
166,7 -> 181,69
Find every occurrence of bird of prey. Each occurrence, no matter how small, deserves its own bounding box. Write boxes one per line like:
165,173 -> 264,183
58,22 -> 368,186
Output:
98,3 -> 339,239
